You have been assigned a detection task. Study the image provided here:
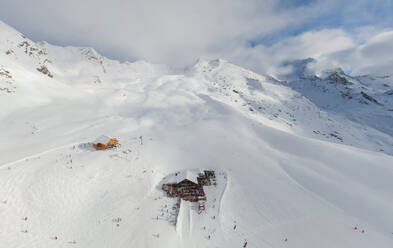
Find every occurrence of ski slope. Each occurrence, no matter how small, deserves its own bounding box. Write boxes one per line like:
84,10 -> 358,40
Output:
1,20 -> 393,248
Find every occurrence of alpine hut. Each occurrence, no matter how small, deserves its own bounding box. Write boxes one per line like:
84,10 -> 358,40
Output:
162,170 -> 207,202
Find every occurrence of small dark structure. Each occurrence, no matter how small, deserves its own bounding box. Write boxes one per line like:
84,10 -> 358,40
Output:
197,170 -> 216,186
162,179 -> 206,202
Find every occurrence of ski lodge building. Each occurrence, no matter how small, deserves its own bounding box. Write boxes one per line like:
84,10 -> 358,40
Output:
162,170 -> 216,202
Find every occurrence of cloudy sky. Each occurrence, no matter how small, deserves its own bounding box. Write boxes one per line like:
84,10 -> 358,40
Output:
0,0 -> 392,76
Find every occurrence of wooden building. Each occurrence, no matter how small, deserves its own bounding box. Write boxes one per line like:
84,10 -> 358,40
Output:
162,170 -> 216,202
162,179 -> 206,202
197,170 -> 216,186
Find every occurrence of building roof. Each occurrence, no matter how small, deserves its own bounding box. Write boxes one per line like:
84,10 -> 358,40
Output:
162,170 -> 201,184
94,135 -> 114,144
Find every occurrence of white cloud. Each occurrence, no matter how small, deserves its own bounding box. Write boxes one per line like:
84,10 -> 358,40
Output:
218,29 -> 355,76
306,29 -> 393,76
353,30 -> 393,75
0,0 -> 392,76
0,0 -> 307,66
222,28 -> 393,77
0,0 -> 345,68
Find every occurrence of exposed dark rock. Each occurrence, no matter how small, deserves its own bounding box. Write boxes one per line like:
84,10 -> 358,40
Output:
37,65 -> 53,78
361,91 -> 381,105
327,70 -> 353,85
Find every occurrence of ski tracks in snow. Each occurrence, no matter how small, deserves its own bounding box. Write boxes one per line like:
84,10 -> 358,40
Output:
0,142 -> 83,169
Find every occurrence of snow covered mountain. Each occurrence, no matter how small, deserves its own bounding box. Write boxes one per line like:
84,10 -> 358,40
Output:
1,20 -> 393,248
281,58 -> 393,151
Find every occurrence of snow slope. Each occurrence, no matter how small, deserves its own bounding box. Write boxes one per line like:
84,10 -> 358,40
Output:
1,20 -> 393,248
281,58 -> 393,154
